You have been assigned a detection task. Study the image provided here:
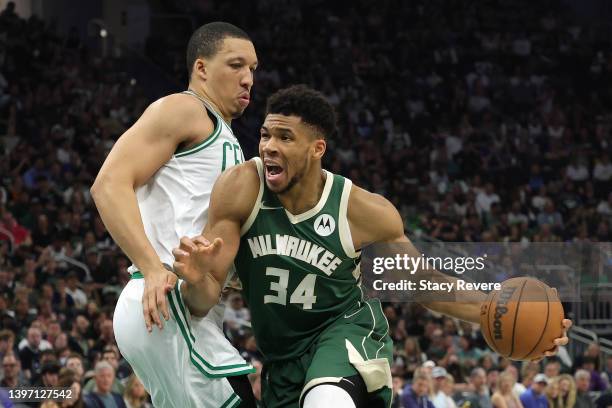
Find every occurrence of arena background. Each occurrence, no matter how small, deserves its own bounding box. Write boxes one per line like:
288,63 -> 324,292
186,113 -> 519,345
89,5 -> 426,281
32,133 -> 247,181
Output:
0,0 -> 611,407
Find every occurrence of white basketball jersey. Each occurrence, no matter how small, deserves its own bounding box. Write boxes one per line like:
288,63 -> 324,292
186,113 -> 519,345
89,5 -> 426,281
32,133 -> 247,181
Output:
128,91 -> 245,273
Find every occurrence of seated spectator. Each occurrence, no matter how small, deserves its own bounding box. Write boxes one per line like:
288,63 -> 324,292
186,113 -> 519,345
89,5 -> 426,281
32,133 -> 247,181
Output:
519,374 -> 549,408
546,377 -> 561,408
18,326 -> 52,379
573,370 -> 594,408
579,357 -> 606,392
65,353 -> 85,384
402,370 -> 435,408
457,368 -> 492,408
1,353 -> 27,387
57,368 -> 84,408
558,374 -> 577,408
39,361 -> 61,387
432,368 -> 456,408
122,374 -> 152,408
544,358 -> 562,380
83,361 -> 126,408
492,372 -> 524,408
83,347 -> 125,394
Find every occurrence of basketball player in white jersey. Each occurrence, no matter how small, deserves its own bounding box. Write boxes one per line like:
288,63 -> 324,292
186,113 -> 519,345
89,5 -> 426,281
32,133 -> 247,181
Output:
91,22 -> 258,407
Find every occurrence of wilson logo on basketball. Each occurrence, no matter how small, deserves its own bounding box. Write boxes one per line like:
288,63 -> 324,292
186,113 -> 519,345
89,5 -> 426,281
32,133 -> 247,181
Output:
493,286 -> 517,340
314,214 -> 335,237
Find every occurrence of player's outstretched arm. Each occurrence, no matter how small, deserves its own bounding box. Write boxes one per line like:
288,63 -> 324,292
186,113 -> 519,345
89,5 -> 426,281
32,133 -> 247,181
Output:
347,186 -> 484,322
347,186 -> 571,352
173,161 -> 260,316
91,94 -> 213,332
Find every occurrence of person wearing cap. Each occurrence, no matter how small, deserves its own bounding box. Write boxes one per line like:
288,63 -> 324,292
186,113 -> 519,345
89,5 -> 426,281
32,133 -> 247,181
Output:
432,368 -> 457,408
520,374 -> 549,408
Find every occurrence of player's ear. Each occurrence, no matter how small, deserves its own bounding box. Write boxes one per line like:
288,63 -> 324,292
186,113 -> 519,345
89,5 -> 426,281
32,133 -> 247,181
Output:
193,58 -> 208,81
312,138 -> 326,160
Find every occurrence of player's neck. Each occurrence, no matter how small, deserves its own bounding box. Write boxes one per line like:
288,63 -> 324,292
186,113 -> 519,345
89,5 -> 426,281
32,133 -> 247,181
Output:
187,84 -> 232,124
277,168 -> 326,215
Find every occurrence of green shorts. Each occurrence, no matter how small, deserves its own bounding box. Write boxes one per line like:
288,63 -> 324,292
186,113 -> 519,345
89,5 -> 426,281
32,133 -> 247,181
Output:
261,299 -> 393,408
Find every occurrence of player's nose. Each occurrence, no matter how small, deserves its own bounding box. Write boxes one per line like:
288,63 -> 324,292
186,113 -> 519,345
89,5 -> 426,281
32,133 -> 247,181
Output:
261,137 -> 278,154
240,68 -> 254,89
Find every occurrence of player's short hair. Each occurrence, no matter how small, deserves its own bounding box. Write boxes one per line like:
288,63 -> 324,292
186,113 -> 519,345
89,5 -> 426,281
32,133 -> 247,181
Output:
186,22 -> 251,78
266,85 -> 337,140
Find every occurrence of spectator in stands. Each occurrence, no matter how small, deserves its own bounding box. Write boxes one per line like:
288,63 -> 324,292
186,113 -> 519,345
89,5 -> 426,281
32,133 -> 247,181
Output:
520,374 -> 549,408
84,347 -> 124,394
432,368 -> 456,408
558,374 -> 577,408
402,370 -> 435,408
1,353 -> 26,387
65,271 -> 87,309
122,374 -> 151,408
573,370 -> 594,408
459,368 -> 493,408
39,361 -> 60,387
68,315 -> 91,358
57,368 -> 84,408
487,367 -> 500,395
544,359 -> 562,380
604,355 -> 612,386
392,375 -> 405,408
18,326 -> 50,379
223,292 -> 251,333
0,329 -> 16,362
492,372 -> 524,408
65,353 -> 85,384
83,361 -> 126,408
546,377 -> 562,408
579,357 -> 606,392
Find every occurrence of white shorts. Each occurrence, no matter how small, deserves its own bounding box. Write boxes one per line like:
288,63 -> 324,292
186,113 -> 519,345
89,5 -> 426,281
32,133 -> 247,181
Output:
113,276 -> 254,407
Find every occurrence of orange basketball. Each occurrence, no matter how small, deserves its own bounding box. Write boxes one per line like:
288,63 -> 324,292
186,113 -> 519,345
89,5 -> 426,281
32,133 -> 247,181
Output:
479,277 -> 564,361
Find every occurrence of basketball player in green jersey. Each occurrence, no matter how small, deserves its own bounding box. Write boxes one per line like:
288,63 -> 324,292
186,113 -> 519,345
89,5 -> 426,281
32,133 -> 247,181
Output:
172,85 -> 572,408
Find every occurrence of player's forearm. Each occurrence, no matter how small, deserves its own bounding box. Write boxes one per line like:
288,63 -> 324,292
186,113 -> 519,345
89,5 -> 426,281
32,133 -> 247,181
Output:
419,270 -> 486,323
181,273 -> 222,317
91,180 -> 162,273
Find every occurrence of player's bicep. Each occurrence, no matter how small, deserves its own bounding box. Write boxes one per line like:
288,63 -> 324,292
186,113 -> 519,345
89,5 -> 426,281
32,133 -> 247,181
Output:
349,187 -> 406,246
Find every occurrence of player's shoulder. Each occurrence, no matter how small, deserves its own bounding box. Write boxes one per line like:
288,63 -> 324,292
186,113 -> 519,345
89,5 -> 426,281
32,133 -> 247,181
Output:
347,184 -> 404,245
218,159 -> 259,185
147,93 -> 208,120
348,184 -> 397,218
212,160 -> 261,221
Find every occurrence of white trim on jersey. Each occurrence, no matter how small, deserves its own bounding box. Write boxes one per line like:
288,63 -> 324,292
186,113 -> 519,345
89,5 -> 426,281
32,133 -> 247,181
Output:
285,170 -> 334,224
338,179 -> 359,258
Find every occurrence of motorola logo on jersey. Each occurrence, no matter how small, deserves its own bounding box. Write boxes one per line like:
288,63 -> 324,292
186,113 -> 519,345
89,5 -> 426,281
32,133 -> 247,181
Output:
314,214 -> 335,236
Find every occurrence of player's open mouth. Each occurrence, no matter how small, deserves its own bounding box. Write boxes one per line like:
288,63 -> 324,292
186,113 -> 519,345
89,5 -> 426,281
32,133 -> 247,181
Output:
264,162 -> 285,184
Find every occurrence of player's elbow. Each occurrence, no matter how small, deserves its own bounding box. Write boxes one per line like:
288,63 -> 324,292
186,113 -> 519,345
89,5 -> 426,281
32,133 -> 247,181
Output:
90,174 -> 115,207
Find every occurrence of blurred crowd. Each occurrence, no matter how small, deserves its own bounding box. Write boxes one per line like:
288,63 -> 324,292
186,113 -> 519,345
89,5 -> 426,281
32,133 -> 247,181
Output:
0,0 -> 611,407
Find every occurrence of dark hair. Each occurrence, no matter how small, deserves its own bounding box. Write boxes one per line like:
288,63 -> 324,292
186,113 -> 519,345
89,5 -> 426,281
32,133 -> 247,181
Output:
186,22 -> 251,78
265,85 -> 336,139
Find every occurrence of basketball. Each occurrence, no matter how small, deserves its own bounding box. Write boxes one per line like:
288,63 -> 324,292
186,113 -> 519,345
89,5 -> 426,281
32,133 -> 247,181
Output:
479,277 -> 565,361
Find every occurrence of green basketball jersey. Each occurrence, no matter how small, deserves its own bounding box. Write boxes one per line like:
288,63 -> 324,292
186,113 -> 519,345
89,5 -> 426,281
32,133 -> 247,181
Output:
234,157 -> 363,362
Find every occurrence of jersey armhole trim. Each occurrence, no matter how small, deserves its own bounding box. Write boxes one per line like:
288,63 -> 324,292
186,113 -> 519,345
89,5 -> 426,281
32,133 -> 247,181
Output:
174,93 -> 223,157
339,179 -> 358,258
240,157 -> 264,236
